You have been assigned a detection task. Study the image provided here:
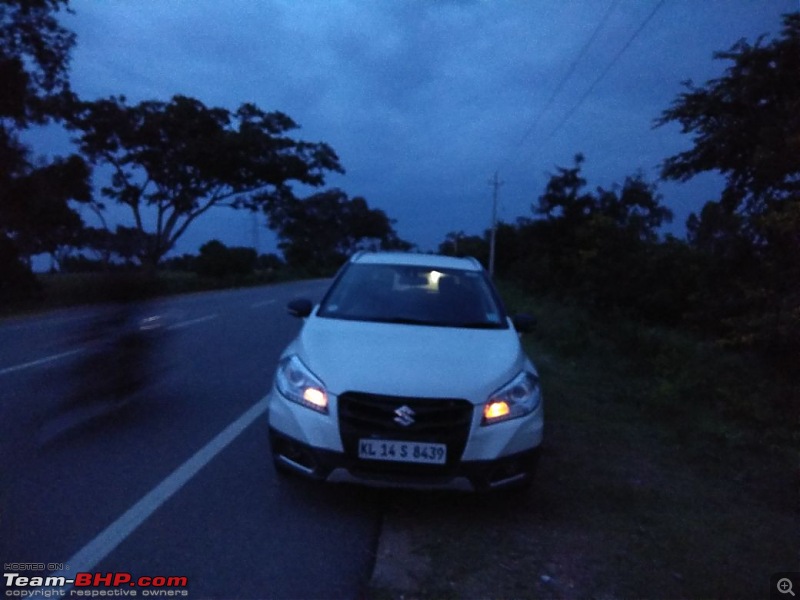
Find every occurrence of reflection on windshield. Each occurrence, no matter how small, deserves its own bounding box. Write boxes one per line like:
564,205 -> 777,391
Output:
317,264 -> 506,329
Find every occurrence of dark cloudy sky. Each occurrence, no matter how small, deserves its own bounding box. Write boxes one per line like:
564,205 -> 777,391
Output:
44,0 -> 798,256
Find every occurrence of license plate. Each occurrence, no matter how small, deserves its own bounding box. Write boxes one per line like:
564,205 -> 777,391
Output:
358,439 -> 447,465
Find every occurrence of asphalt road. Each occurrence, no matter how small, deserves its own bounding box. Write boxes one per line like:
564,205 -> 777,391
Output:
0,280 -> 382,599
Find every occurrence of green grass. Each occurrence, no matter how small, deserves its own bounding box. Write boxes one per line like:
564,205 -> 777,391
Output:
371,283 -> 798,599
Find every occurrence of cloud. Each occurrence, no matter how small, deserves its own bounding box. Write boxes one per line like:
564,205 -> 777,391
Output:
56,0 -> 797,253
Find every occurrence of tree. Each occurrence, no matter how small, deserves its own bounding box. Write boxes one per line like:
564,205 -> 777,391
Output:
657,13 -> 799,215
0,0 -> 76,123
0,233 -> 39,301
161,253 -> 197,273
0,0 -> 91,287
69,95 -> 344,268
595,173 -> 673,242
267,189 -> 411,272
656,12 -> 799,265
513,155 -> 675,312
535,155 -> 672,236
439,230 -> 488,264
195,240 -> 256,279
76,225 -> 153,269
257,253 -> 284,272
3,153 -> 90,257
657,13 -> 800,353
536,153 -> 595,223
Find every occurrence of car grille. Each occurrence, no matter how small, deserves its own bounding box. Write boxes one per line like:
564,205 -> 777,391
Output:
338,391 -> 474,477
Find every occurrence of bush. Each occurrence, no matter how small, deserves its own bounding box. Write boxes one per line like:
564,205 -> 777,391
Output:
0,235 -> 40,304
195,240 -> 256,279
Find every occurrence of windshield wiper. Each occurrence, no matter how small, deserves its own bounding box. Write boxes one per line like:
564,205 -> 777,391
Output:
381,316 -> 438,326
379,317 -> 504,329
455,321 -> 505,329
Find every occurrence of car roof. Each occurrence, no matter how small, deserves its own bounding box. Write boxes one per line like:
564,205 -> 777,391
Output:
350,252 -> 484,271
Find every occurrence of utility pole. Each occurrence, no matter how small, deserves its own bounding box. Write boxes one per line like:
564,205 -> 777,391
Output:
251,211 -> 260,254
488,171 -> 503,277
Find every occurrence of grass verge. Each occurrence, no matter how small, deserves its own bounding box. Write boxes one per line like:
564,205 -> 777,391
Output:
370,284 -> 798,599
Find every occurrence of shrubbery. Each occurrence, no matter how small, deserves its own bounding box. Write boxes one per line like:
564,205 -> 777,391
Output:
195,240 -> 257,279
0,235 -> 40,304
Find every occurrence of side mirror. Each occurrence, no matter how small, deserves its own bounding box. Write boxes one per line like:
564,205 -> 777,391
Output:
512,313 -> 537,333
287,298 -> 313,318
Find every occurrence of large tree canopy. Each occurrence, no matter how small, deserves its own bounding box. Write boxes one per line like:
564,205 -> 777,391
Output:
69,94 -> 344,267
0,0 -> 90,291
267,188 -> 411,272
657,13 -> 800,352
657,12 -> 800,214
535,153 -> 672,240
0,0 -> 76,123
441,155 -> 680,321
2,152 -> 90,257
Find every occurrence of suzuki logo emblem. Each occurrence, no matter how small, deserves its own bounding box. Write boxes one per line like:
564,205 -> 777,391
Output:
393,405 -> 415,427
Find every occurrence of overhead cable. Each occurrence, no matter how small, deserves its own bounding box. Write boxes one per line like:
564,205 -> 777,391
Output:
514,0 -> 622,151
542,0 -> 667,145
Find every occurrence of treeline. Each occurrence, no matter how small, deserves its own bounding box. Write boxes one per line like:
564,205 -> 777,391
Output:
43,186 -> 412,279
442,156 -> 796,361
443,14 -> 799,363
58,239 -> 282,279
0,1 -> 408,304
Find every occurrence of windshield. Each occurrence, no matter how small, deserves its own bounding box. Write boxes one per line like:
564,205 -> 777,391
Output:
317,263 -> 507,329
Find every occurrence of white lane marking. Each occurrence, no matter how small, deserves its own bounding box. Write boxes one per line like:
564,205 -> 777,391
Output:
37,397 -> 269,594
166,313 -> 218,330
2,313 -> 217,376
251,299 -> 276,308
0,348 -> 85,376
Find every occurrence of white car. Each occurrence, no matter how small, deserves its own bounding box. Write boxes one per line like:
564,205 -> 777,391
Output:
266,252 -> 543,491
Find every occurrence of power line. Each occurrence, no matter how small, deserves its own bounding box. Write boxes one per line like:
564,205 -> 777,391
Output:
514,0 -> 621,152
542,0 -> 667,145
492,1 -> 620,232
488,171 -> 504,277
487,0 -> 666,262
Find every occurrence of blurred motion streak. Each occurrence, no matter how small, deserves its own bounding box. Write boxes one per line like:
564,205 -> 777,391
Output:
38,274 -> 169,444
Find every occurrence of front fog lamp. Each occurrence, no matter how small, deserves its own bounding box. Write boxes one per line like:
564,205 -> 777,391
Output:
482,371 -> 540,426
275,355 -> 329,413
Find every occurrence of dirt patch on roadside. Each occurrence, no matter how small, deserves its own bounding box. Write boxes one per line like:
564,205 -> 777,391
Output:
371,512 -> 433,593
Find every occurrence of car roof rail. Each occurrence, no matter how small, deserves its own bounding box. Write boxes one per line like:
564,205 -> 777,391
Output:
465,256 -> 483,270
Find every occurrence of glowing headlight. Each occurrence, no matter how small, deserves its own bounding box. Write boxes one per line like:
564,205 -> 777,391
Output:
275,355 -> 329,414
482,371 -> 540,426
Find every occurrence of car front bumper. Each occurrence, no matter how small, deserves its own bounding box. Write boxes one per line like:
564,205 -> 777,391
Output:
268,427 -> 541,492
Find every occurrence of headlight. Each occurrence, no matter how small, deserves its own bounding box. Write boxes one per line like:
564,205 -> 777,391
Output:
482,371 -> 540,426
275,355 -> 329,414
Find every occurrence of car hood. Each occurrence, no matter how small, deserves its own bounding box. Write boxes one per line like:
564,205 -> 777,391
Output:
290,315 -> 529,403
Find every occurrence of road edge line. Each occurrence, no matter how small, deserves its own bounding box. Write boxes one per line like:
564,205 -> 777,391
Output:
37,397 -> 269,593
